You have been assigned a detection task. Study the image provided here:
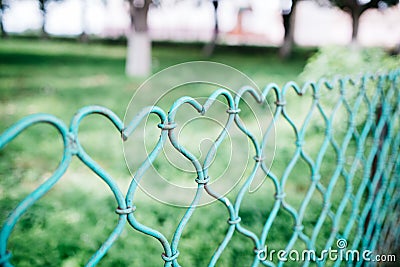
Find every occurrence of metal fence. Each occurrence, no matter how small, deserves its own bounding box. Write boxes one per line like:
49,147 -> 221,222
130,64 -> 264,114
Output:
0,69 -> 399,266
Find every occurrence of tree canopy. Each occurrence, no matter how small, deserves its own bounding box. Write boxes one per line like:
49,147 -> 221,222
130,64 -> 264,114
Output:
323,0 -> 399,41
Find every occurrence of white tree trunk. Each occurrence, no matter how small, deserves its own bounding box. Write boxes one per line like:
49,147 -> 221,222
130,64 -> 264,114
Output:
126,29 -> 151,77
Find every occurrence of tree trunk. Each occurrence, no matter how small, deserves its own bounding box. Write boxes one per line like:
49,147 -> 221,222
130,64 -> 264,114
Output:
0,15 -> 6,38
39,0 -> 48,39
279,0 -> 297,59
126,30 -> 151,77
203,0 -> 219,57
126,0 -> 151,77
0,0 -> 6,38
351,10 -> 360,43
41,20 -> 48,39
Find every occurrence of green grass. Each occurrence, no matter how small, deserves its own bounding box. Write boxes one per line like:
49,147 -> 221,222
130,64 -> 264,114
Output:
0,38 -> 382,266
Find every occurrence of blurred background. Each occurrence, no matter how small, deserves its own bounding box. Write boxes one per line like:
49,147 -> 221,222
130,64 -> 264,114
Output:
2,0 -> 400,46
1,0 -> 400,76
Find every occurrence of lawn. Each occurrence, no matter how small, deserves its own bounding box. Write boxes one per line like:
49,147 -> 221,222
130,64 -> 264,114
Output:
1,38 -> 396,267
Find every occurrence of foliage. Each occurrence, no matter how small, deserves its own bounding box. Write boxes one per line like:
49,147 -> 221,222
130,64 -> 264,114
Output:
321,0 -> 399,13
317,0 -> 400,41
300,45 -> 400,81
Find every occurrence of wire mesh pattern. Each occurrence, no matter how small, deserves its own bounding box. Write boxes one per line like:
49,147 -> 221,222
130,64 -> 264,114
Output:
0,69 -> 399,266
